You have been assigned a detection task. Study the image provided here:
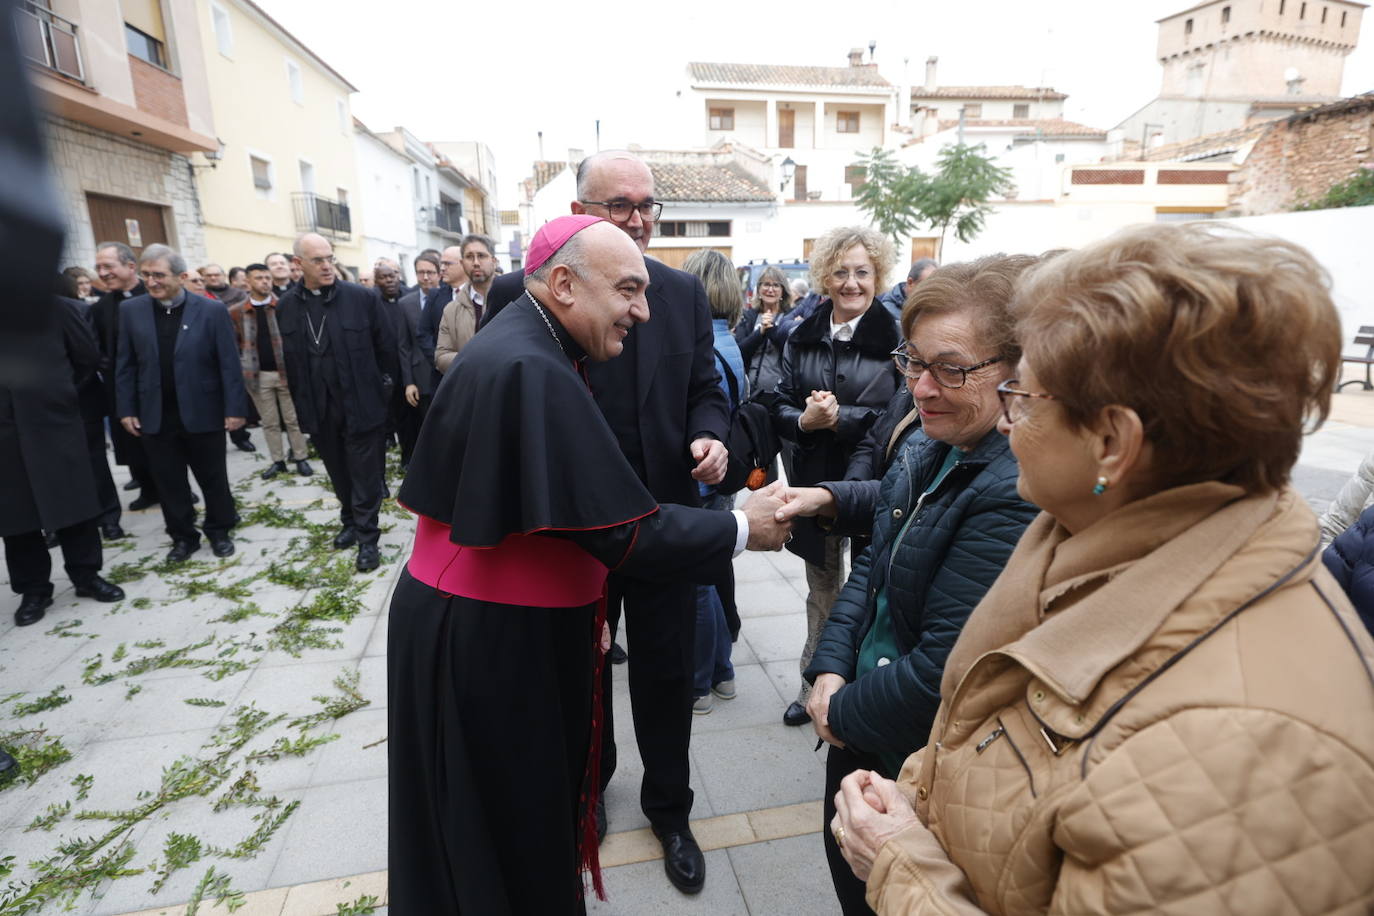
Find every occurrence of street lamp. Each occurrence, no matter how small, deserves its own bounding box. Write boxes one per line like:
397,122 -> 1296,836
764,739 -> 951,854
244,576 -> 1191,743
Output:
780,156 -> 796,192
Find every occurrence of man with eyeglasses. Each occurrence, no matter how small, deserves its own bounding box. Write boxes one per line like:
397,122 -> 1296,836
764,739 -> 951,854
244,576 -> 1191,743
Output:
275,233 -> 398,573
434,234 -> 497,373
115,244 -> 248,564
483,150 -> 731,896
394,253 -> 441,467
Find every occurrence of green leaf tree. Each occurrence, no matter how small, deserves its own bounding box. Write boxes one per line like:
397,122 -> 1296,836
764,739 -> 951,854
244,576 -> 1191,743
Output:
854,144 -> 1015,255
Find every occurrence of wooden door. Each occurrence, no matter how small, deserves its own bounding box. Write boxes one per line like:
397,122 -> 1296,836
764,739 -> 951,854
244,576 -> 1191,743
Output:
911,237 -> 939,261
793,164 -> 808,202
648,246 -> 732,269
778,109 -> 795,148
86,193 -> 169,258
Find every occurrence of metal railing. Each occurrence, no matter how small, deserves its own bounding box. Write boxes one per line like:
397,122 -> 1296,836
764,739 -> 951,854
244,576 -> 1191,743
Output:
292,192 -> 352,241
15,0 -> 84,83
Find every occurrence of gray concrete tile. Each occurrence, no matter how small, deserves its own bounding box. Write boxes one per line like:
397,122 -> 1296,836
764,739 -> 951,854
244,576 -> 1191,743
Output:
363,609 -> 388,658
588,848 -> 747,915
728,832 -> 839,916
688,664 -> 789,734
691,723 -> 825,816
0,626 -> 88,693
733,551 -> 784,583
735,576 -> 806,618
267,777 -> 387,887
760,659 -> 807,710
739,613 -> 807,663
91,670 -> 251,741
307,707 -> 388,788
253,612 -> 376,669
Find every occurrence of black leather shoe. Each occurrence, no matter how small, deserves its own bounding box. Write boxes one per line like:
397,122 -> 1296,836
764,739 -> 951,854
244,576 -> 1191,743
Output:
356,544 -> 381,572
333,526 -> 358,549
608,642 -> 628,665
122,479 -> 140,491
210,537 -> 235,558
295,459 -> 314,477
595,797 -> 608,844
261,461 -> 287,480
73,576 -> 125,602
99,523 -> 127,540
234,438 -> 257,453
15,593 -> 52,626
0,748 -> 17,787
783,701 -> 811,727
653,827 -> 705,894
129,494 -> 159,511
166,541 -> 199,564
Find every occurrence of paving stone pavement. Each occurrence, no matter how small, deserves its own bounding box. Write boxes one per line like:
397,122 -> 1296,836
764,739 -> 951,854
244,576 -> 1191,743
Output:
3,389 -> 1374,915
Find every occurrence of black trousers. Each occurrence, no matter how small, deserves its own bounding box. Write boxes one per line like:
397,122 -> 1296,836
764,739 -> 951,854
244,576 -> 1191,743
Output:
397,394 -> 429,468
111,420 -> 158,497
311,411 -> 384,547
599,575 -> 697,831
4,519 -> 101,597
228,426 -> 253,446
824,744 -> 891,915
141,427 -> 237,544
84,420 -> 120,526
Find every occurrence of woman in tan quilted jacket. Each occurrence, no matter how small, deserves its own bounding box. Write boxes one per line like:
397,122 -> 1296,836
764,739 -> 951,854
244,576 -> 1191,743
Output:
831,222 -> 1374,915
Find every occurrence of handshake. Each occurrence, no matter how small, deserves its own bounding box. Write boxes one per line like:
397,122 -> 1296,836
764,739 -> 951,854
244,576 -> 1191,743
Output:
739,482 -> 838,552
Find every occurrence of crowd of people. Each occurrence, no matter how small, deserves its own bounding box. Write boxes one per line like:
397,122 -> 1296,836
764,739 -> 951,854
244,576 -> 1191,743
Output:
5,147 -> 1374,915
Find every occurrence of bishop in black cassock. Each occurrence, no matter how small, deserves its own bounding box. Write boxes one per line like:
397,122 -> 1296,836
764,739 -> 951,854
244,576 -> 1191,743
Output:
387,217 -> 788,913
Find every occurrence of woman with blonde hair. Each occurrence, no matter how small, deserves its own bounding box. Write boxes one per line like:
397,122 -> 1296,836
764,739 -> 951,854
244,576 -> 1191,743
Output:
833,222 -> 1374,914
771,226 -> 902,727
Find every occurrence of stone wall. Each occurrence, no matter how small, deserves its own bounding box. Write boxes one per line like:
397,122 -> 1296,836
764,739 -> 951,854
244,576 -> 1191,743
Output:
1232,96 -> 1374,215
44,115 -> 205,269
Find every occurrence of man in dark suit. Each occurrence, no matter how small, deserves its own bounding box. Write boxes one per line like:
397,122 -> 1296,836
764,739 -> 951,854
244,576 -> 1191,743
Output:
276,233 -> 398,573
115,244 -> 248,563
484,151 -> 730,895
92,242 -> 159,511
394,253 -> 439,467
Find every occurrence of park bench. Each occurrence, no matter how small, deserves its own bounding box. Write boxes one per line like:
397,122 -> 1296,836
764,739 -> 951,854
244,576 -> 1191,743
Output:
1339,326 -> 1374,392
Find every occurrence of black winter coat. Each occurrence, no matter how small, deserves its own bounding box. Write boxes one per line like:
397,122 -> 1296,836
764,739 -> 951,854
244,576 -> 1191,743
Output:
276,281 -> 398,435
734,306 -> 805,398
1323,505 -> 1374,638
772,299 -> 901,563
803,428 -> 1037,761
0,299 -> 101,536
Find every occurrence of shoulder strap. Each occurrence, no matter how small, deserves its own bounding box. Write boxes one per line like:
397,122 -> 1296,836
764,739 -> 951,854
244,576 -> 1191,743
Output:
713,347 -> 740,413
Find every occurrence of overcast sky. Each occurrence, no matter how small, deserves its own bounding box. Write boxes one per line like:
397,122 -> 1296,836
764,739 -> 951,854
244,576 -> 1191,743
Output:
257,0 -> 1373,207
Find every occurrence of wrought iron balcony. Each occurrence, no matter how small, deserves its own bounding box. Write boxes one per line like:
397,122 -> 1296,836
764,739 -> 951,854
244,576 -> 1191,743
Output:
293,192 -> 352,241
15,0 -> 84,83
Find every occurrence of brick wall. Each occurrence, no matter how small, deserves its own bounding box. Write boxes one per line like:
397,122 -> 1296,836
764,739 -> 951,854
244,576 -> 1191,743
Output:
1232,97 -> 1374,215
128,56 -> 189,128
44,115 -> 205,269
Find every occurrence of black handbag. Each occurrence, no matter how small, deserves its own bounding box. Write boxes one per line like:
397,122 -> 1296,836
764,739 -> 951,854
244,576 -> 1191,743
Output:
714,349 -> 781,494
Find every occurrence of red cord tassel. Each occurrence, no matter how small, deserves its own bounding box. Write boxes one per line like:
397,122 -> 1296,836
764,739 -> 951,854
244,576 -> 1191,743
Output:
576,593 -> 609,901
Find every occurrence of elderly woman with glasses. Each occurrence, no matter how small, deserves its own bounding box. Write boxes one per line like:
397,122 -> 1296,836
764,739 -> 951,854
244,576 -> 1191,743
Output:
831,223 -> 1374,915
771,226 -> 904,729
777,254 -> 1040,914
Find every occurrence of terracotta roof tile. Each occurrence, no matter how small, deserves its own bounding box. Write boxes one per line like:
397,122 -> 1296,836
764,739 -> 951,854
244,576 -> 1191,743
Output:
689,61 -> 892,89
649,162 -> 774,202
935,117 -> 1106,138
911,85 -> 1067,100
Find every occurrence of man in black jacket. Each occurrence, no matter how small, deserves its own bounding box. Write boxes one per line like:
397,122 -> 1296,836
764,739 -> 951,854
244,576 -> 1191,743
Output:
276,233 -> 398,572
116,244 -> 249,564
483,151 -> 730,896
91,242 -> 159,510
394,253 -> 439,467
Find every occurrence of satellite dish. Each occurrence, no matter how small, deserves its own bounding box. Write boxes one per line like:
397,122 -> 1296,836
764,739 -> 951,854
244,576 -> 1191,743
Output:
1284,66 -> 1301,82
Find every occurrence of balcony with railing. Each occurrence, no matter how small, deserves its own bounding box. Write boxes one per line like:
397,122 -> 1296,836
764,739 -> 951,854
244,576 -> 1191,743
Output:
15,0 -> 84,83
293,193 -> 352,241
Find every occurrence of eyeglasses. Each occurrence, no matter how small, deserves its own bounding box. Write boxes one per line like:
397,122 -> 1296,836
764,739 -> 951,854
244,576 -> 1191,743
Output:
305,255 -> 337,267
995,378 -> 1057,424
831,268 -> 873,284
891,345 -> 1004,389
139,270 -> 171,281
579,199 -> 663,222
758,282 -> 783,290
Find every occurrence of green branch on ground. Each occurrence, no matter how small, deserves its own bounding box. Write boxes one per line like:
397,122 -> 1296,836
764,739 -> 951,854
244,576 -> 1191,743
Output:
0,729 -> 72,792
11,686 -> 71,717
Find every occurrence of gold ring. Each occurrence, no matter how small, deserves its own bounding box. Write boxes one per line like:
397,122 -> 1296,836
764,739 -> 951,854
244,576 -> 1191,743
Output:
834,824 -> 847,847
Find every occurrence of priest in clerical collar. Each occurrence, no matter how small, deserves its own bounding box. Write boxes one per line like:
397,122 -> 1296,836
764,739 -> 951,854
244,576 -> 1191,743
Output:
387,215 -> 792,914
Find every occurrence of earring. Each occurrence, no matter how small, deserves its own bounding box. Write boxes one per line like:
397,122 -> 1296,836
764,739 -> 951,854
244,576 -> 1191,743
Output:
1092,476 -> 1109,496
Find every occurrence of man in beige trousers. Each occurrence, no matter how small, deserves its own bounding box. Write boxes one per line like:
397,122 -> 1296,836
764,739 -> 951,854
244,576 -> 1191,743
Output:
228,264 -> 313,480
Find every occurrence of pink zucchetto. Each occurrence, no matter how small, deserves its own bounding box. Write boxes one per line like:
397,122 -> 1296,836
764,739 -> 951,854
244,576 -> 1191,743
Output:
524,215 -> 608,276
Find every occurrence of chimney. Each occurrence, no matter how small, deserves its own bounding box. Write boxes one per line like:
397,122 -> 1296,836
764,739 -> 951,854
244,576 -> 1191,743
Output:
848,47 -> 864,68
925,56 -> 938,91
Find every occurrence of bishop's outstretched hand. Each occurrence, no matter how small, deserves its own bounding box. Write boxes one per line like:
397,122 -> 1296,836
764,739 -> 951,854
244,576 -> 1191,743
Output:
741,482 -> 793,551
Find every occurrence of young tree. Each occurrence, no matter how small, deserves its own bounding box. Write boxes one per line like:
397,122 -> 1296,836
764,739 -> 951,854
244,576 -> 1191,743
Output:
855,144 -> 1015,254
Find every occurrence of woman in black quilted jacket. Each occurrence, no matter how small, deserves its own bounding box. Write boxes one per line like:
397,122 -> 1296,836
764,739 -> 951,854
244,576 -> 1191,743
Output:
777,254 -> 1041,915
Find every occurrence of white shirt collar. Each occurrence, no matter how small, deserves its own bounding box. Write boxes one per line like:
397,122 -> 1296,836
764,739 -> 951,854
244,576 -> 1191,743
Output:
829,313 -> 861,342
